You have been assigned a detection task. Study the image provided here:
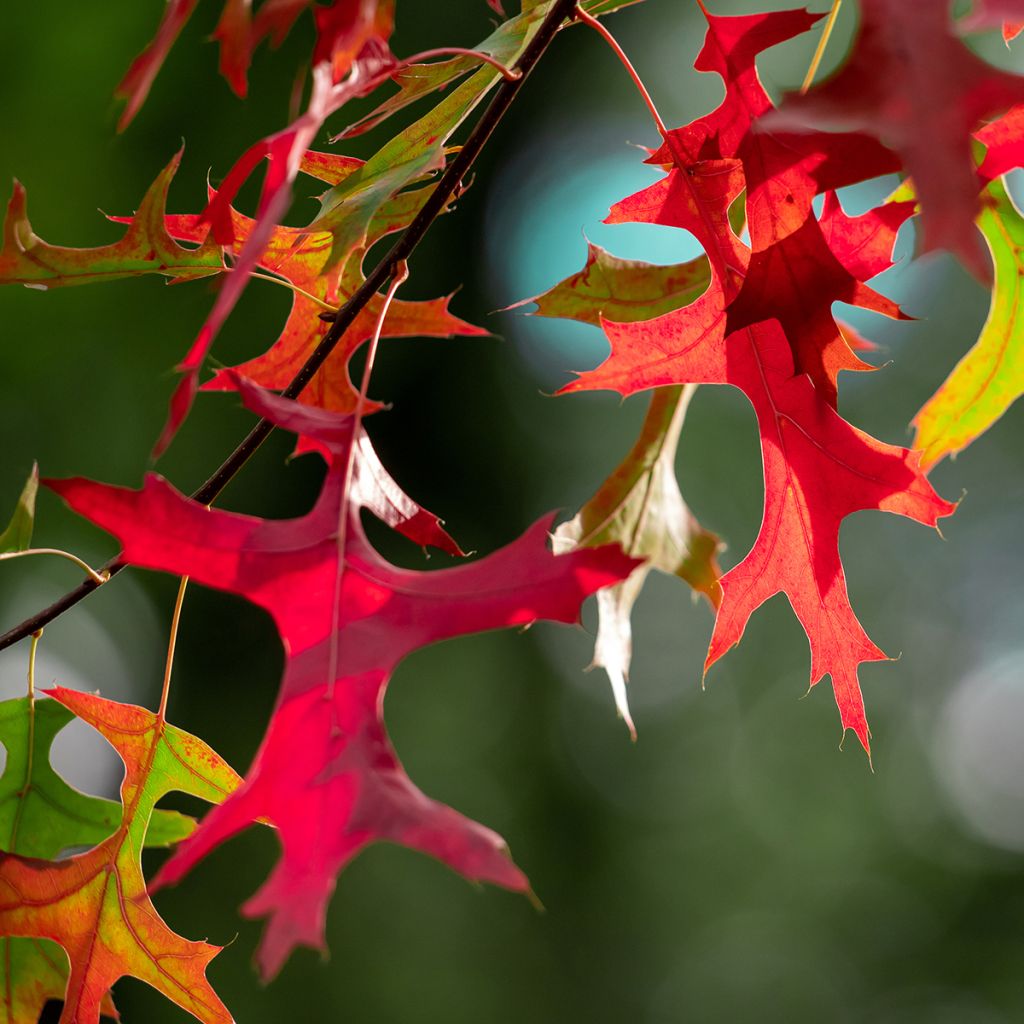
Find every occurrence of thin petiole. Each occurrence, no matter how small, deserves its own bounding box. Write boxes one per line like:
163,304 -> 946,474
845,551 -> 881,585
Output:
326,262 -> 410,713
158,577 -> 189,722
0,548 -> 110,586
801,0 -> 842,94
574,4 -> 666,135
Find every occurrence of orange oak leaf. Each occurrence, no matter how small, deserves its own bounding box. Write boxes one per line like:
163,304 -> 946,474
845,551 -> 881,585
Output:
153,155 -> 484,433
0,690 -> 242,1024
47,380 -> 641,979
0,694 -> 195,1024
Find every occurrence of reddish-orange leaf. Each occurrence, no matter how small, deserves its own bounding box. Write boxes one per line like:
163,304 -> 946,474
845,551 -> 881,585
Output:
150,154 -> 483,443
0,690 -> 241,1024
116,0 -> 394,127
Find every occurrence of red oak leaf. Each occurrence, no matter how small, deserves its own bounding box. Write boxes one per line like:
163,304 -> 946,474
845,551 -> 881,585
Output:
553,10 -> 955,748
771,0 -> 1024,278
725,194 -> 914,404
563,279 -> 953,751
659,7 -> 899,246
612,8 -> 902,402
977,104 -> 1024,180
47,380 -> 640,979
115,0 -> 198,131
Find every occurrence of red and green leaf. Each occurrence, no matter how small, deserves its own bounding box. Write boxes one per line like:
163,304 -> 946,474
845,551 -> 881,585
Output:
0,692 -> 241,1024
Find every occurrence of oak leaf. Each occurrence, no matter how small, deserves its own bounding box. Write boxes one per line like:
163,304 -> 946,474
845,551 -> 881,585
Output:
0,690 -> 241,1024
548,8 -> 956,749
554,386 -> 721,737
771,0 -> 1024,278
47,379 -> 640,979
0,152 -> 221,292
116,0 -> 395,128
155,156 -> 485,431
0,695 -> 194,1024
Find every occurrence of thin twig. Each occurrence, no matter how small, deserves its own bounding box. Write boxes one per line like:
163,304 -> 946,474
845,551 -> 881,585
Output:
0,0 -> 581,653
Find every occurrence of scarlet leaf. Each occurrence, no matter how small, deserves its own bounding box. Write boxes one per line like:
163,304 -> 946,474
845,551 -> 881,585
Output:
0,691 -> 241,1024
577,294 -> 954,751
913,176 -> 1024,468
548,8 -> 956,751
623,7 -> 902,404
115,0 -> 198,130
46,380 -> 641,978
771,0 -> 1024,278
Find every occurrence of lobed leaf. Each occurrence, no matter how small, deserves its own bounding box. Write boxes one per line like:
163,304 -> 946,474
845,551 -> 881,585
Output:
47,381 -> 641,979
0,692 -> 241,1024
0,151 -> 222,291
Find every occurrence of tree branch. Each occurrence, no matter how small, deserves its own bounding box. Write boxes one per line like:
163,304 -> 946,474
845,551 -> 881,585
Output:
0,0 -> 580,652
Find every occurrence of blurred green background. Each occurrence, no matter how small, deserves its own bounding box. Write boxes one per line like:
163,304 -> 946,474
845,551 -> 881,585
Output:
2,1 -> 1024,1021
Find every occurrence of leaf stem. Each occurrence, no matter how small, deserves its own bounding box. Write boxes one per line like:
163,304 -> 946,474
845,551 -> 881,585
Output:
158,577 -> 189,722
10,630 -> 43,849
27,629 -> 41,702
232,268 -> 338,314
574,4 -> 666,135
801,0 -> 842,94
0,0 -> 583,653
327,263 -> 408,712
0,548 -> 110,585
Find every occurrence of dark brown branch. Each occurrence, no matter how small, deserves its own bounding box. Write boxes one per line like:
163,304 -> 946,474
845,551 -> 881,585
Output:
0,0 -> 581,652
